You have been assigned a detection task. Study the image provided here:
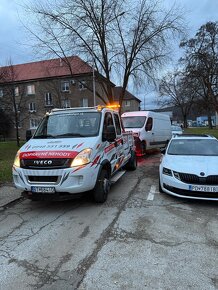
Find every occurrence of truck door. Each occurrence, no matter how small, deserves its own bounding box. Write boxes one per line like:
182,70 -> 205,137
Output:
102,112 -> 118,173
113,113 -> 125,169
103,112 -> 123,173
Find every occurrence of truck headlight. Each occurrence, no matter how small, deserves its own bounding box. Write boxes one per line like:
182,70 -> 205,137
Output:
71,148 -> 92,167
13,151 -> 20,168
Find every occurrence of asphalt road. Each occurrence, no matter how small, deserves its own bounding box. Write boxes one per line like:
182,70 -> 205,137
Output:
0,152 -> 217,290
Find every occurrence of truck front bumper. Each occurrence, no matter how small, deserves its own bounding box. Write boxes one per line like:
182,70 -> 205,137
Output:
12,165 -> 98,195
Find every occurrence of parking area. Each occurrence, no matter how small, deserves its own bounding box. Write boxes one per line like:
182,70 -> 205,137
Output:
0,151 -> 217,290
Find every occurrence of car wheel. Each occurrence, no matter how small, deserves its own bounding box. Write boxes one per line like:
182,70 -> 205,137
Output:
93,169 -> 110,203
125,150 -> 137,171
159,178 -> 164,193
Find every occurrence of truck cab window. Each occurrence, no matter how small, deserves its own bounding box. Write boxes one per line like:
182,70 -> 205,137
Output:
114,114 -> 122,135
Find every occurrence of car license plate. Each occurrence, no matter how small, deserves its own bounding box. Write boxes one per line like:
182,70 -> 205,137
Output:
189,185 -> 218,192
31,186 -> 55,193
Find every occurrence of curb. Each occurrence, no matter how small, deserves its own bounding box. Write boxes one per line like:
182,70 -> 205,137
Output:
0,196 -> 25,210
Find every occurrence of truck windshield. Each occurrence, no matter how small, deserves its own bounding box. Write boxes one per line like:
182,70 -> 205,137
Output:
122,116 -> 146,128
34,112 -> 101,138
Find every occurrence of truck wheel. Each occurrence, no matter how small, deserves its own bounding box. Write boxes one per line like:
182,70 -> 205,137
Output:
125,150 -> 137,171
93,169 -> 110,203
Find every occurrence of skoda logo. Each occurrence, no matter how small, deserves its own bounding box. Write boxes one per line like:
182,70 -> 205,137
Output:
200,172 -> 205,176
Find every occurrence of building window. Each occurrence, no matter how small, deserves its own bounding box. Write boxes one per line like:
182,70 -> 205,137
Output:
79,81 -> 86,90
81,98 -> 88,107
0,88 -> 3,97
30,118 -> 40,129
45,92 -> 53,106
61,81 -> 70,92
62,99 -> 71,108
29,102 -> 36,112
124,100 -> 131,107
27,84 -> 35,95
14,86 -> 19,97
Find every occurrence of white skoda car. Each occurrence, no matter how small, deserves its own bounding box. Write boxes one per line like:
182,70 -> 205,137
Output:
159,134 -> 218,200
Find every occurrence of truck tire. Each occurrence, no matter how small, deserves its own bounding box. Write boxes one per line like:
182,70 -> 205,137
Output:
93,169 -> 111,203
125,150 -> 137,171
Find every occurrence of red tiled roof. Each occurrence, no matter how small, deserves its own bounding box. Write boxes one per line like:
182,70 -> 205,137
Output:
0,56 -> 93,83
113,86 -> 141,102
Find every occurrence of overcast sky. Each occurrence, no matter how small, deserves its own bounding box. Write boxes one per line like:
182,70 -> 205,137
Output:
0,0 -> 217,108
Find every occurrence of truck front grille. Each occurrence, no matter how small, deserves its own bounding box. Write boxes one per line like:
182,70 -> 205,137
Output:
28,176 -> 59,183
21,158 -> 72,169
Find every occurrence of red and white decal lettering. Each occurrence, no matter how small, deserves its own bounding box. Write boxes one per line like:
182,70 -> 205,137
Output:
25,144 -> 31,150
20,150 -> 78,159
91,155 -> 100,167
72,165 -> 86,172
116,138 -> 123,145
104,143 -> 115,153
76,143 -> 84,149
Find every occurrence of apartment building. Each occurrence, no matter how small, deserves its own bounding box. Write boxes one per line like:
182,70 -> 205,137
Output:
0,56 -> 141,140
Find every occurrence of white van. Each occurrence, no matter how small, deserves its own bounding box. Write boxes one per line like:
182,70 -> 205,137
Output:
121,111 -> 172,156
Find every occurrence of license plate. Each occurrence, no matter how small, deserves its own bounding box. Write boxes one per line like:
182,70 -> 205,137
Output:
31,186 -> 55,193
189,185 -> 218,192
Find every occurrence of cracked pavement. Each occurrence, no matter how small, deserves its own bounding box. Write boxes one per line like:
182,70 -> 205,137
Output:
0,152 -> 217,289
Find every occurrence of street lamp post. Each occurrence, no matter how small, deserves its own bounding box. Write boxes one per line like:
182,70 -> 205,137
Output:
92,47 -> 96,107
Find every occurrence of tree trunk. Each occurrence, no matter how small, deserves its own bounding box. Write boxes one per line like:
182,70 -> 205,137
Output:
207,115 -> 213,129
183,114 -> 188,128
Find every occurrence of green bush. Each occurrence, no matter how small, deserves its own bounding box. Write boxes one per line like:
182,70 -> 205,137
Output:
184,127 -> 218,139
0,142 -> 22,184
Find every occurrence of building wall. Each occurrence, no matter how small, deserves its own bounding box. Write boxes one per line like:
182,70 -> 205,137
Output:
1,75 -> 141,140
121,99 -> 141,114
0,76 -> 108,140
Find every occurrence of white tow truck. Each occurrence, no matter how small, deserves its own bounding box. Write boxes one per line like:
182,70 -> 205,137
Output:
13,106 -> 137,203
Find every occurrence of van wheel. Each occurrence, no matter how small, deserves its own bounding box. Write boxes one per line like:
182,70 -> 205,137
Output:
125,150 -> 137,171
141,142 -> 146,155
93,169 -> 110,203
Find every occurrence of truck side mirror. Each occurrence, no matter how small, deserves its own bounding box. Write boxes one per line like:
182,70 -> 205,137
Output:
103,125 -> 116,142
26,130 -> 32,141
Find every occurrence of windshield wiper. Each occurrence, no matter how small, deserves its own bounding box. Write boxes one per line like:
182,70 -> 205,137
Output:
33,134 -> 56,139
55,133 -> 85,137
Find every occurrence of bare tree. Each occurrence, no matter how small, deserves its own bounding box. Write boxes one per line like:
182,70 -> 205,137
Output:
180,21 -> 218,128
23,0 -> 184,111
0,62 -> 29,146
0,109 -> 11,140
158,71 -> 197,127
